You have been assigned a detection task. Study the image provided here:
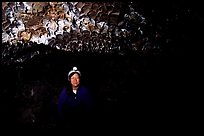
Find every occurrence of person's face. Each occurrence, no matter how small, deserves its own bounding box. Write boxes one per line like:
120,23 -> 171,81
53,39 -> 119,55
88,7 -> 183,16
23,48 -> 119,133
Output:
70,73 -> 80,88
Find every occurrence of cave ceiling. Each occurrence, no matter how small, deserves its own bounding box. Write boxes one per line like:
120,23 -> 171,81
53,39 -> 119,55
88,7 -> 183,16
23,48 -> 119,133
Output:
2,2 -> 196,65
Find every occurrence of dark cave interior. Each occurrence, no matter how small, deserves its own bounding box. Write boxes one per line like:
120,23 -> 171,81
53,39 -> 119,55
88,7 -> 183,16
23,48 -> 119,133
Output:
1,1 -> 202,132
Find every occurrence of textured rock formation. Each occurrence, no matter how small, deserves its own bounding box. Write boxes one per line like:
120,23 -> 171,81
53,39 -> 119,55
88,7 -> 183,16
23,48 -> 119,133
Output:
2,2 -> 160,65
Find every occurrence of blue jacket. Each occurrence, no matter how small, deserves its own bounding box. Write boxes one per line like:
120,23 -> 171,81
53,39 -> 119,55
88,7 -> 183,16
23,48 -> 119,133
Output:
57,85 -> 93,123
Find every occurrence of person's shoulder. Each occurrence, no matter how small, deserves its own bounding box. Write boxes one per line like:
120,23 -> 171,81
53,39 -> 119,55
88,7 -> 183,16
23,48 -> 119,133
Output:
79,86 -> 90,93
79,85 -> 86,90
60,86 -> 68,95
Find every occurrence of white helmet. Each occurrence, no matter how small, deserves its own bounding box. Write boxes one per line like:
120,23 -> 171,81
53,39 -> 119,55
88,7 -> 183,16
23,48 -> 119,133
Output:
68,66 -> 81,80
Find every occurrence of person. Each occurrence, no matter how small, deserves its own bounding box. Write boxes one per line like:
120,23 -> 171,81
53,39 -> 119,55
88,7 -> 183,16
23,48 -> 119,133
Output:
57,66 -> 93,129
